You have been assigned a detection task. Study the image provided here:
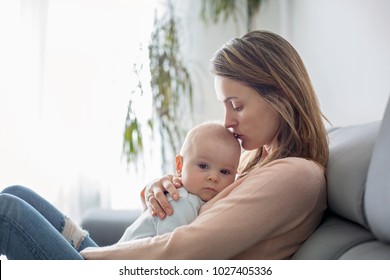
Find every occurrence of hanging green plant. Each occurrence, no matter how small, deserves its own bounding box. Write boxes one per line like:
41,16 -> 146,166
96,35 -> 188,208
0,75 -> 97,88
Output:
123,1 -> 193,171
122,61 -> 146,165
200,0 -> 266,31
148,5 -> 193,169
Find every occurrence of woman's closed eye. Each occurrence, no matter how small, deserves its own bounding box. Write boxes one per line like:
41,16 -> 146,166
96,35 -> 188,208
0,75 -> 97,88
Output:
231,102 -> 243,112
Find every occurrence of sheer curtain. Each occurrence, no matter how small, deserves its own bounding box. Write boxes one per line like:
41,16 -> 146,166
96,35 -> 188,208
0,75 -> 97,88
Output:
0,0 -> 160,222
0,0 -> 50,198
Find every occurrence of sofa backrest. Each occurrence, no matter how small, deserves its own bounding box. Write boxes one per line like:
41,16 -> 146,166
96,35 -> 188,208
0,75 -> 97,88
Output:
293,97 -> 390,259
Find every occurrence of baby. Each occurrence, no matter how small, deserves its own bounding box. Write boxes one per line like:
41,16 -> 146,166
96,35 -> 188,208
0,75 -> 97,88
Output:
118,121 -> 241,242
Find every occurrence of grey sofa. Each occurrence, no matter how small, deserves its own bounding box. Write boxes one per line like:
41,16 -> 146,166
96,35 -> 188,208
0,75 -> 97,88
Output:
81,97 -> 390,259
293,97 -> 390,259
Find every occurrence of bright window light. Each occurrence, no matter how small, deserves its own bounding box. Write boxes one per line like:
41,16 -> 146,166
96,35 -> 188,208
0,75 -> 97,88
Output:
0,0 -> 161,222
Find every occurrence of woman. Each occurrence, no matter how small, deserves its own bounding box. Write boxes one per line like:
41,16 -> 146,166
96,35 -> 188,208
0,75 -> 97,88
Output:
0,30 -> 328,260
81,30 -> 328,259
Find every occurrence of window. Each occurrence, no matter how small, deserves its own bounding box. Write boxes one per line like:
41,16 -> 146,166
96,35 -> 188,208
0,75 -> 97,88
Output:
0,0 -> 160,222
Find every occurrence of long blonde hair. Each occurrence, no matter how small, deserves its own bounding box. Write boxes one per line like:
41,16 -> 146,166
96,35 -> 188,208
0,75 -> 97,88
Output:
211,30 -> 329,173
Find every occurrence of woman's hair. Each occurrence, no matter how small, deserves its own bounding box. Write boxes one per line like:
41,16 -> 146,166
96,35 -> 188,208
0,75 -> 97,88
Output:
211,30 -> 329,173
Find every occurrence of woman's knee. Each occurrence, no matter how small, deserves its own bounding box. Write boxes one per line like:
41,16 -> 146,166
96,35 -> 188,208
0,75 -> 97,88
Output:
1,185 -> 33,200
0,193 -> 24,214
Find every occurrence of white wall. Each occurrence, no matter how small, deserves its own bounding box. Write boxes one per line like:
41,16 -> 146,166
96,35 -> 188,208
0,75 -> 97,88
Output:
288,0 -> 390,126
176,0 -> 390,127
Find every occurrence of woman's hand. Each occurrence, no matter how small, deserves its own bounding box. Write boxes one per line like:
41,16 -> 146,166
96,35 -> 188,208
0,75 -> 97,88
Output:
143,174 -> 182,219
80,247 -> 104,260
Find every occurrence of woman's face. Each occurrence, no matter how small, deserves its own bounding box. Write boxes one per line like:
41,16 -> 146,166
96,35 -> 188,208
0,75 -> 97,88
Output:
215,76 -> 281,151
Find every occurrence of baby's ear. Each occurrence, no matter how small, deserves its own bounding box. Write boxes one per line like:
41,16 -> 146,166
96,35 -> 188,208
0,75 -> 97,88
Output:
175,155 -> 183,176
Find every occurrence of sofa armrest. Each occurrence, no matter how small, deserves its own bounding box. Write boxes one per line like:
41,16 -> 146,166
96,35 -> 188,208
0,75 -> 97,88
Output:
81,208 -> 142,246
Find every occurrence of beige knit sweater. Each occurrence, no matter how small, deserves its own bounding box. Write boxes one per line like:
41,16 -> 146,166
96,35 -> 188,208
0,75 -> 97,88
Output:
81,157 -> 327,260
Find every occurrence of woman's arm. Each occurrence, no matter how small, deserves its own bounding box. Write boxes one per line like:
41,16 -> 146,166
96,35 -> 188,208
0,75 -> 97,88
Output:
82,158 -> 326,260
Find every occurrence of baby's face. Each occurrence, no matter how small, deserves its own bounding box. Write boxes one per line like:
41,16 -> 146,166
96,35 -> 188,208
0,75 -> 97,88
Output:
180,140 -> 239,201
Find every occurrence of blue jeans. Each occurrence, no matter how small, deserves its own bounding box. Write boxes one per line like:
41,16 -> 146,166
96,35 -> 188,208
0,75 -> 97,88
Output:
0,185 -> 98,259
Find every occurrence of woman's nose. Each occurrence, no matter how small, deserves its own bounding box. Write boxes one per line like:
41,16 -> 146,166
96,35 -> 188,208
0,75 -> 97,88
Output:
224,112 -> 236,128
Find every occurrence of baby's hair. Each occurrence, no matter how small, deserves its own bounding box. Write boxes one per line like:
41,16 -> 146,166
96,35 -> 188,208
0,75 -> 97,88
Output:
180,120 -> 240,157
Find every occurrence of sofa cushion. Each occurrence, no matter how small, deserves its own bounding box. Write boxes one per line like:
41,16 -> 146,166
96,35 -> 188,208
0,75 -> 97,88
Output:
292,214 -> 375,259
339,240 -> 390,259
